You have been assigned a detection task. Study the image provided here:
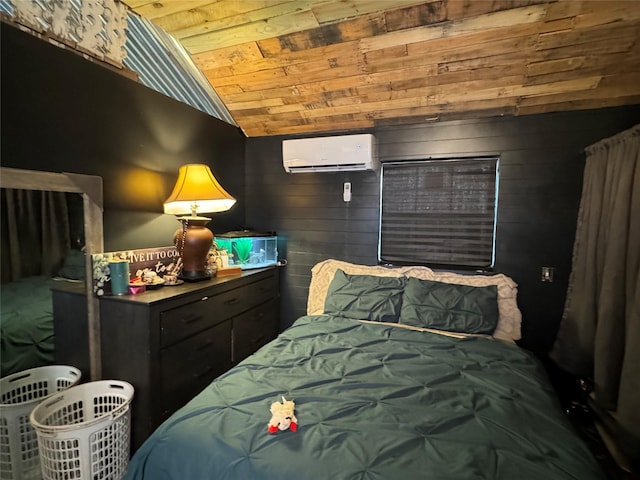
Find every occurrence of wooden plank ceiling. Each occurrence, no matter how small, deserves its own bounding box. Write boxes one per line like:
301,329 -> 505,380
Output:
123,0 -> 640,137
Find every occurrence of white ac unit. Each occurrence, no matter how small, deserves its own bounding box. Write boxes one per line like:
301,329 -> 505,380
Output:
282,134 -> 377,173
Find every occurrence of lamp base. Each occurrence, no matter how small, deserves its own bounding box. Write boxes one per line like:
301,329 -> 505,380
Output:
179,270 -> 211,282
173,216 -> 213,282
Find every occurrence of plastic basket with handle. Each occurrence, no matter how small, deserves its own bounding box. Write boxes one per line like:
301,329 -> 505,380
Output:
29,380 -> 134,480
0,365 -> 81,480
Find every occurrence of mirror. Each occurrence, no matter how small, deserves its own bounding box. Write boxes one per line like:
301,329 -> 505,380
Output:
0,167 -> 104,380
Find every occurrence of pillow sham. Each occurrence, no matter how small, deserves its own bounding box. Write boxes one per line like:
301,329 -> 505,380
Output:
400,277 -> 499,334
308,259 -> 422,315
323,269 -> 406,323
57,249 -> 86,280
308,259 -> 521,342
401,267 -> 521,342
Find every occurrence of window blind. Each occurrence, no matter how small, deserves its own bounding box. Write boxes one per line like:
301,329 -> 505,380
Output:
379,158 -> 499,268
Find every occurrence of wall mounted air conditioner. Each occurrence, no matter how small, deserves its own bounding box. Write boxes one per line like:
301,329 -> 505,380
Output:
282,134 -> 377,173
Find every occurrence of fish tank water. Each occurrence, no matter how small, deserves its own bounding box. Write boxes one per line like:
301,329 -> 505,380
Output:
214,231 -> 278,270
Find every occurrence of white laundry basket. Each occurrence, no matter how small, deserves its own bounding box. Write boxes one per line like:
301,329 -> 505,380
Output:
0,365 -> 81,480
29,380 -> 134,480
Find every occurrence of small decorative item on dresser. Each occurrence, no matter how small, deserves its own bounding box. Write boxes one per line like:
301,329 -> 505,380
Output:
129,275 -> 147,294
129,284 -> 146,295
205,251 -> 218,278
109,258 -> 130,295
216,266 -> 242,277
146,271 -> 165,289
164,257 -> 184,285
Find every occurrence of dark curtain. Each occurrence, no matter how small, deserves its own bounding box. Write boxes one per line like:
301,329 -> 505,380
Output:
1,188 -> 70,283
550,124 -> 639,465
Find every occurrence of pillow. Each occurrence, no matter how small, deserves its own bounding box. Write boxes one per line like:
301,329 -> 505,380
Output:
323,269 -> 406,323
308,259 -> 426,315
308,259 -> 522,342
401,267 -> 521,342
57,249 -> 86,280
400,277 -> 499,334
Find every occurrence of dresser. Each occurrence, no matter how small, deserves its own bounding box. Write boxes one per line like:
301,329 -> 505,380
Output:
53,267 -> 279,451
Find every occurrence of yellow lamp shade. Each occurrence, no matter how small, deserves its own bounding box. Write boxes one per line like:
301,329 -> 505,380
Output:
164,164 -> 236,215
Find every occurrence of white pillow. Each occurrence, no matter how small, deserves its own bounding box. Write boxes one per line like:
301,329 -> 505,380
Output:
307,259 -> 521,342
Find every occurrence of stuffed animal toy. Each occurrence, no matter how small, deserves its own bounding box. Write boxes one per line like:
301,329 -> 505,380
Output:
267,396 -> 298,434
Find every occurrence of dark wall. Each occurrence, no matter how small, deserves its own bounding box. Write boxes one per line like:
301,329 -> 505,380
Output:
3,21 -> 638,354
246,106 -> 640,354
1,23 -> 246,251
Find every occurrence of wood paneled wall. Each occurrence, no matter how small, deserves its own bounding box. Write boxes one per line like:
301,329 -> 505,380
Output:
246,106 -> 640,353
3,21 -> 638,354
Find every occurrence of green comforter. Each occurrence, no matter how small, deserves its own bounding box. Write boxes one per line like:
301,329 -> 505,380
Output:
125,315 -> 604,480
1,276 -> 56,377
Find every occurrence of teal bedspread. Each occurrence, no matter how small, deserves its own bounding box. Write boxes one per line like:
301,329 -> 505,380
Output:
125,315 -> 604,480
0,276 -> 56,377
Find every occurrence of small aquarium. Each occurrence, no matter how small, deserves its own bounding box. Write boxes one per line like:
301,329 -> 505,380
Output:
214,231 -> 278,270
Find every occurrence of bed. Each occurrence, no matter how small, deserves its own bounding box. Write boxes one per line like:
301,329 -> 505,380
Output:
0,167 -> 103,380
0,276 -> 57,376
0,253 -> 85,377
123,259 -> 604,480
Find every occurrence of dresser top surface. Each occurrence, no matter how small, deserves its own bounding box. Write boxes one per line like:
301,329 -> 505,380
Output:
97,267 -> 276,306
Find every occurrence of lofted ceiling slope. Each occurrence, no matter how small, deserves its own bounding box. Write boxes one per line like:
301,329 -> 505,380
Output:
123,0 -> 640,137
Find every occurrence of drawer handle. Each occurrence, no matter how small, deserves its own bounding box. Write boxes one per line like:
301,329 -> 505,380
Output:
193,366 -> 215,379
193,339 -> 213,351
248,312 -> 265,322
224,297 -> 240,306
251,334 -> 266,344
181,314 -> 204,325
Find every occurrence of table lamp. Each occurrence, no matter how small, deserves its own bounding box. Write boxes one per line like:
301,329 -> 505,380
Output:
164,164 -> 236,281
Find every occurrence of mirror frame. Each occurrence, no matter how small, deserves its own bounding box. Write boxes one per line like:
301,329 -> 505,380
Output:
0,167 -> 104,380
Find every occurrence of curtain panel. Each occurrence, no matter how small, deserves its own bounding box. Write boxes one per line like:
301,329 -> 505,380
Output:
0,188 -> 70,283
551,124 -> 639,465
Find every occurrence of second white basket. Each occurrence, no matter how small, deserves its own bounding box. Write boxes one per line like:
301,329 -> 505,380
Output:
29,380 -> 134,480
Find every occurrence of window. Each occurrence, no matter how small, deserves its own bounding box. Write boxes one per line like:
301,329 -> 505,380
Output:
379,157 -> 499,269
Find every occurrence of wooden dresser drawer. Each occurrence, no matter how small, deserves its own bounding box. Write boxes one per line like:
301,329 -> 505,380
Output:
160,295 -> 220,347
232,299 -> 279,364
160,274 -> 276,347
220,273 -> 277,317
160,320 -> 231,415
247,273 -> 278,304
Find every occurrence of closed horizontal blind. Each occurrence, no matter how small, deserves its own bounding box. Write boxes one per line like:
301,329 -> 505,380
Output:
380,158 -> 498,268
